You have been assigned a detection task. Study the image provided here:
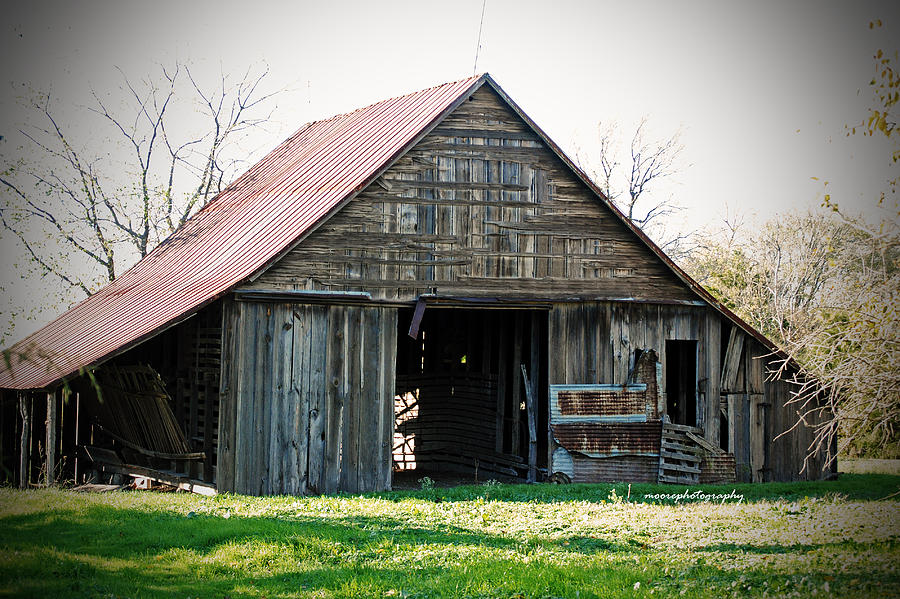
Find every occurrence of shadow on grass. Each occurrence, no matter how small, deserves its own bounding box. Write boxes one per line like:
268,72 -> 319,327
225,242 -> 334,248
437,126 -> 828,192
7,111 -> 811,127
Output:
0,502 -> 648,562
0,502 -> 682,598
0,541 -> 658,599
1,491 -> 896,598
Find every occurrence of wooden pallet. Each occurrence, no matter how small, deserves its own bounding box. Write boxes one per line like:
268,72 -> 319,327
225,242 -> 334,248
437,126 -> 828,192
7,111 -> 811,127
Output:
658,423 -> 738,485
658,423 -> 703,484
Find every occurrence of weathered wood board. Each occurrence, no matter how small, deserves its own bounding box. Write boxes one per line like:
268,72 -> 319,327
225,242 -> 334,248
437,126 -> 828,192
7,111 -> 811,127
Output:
217,300 -> 397,496
243,87 -> 694,303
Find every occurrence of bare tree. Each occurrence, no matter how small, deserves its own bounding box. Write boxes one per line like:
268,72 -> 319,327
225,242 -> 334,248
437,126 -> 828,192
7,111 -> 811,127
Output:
684,205 -> 899,466
577,117 -> 688,255
775,211 -> 899,465
0,62 -> 277,301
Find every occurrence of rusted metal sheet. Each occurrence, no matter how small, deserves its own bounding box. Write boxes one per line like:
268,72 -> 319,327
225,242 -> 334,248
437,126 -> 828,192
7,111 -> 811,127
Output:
0,75 -> 485,390
550,383 -> 652,423
572,454 -> 659,483
551,421 -> 661,458
699,453 -> 737,484
556,387 -> 648,418
550,376 -> 662,482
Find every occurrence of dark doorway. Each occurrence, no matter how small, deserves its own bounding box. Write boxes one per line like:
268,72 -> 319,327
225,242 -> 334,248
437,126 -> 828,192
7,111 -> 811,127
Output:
665,340 -> 697,426
393,307 -> 548,486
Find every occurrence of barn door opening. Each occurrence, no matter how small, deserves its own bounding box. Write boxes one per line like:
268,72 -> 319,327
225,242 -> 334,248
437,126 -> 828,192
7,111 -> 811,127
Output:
665,340 -> 697,426
393,307 -> 548,487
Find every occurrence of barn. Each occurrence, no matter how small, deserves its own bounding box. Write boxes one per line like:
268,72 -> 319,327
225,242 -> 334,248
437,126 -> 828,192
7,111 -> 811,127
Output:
0,74 -> 834,495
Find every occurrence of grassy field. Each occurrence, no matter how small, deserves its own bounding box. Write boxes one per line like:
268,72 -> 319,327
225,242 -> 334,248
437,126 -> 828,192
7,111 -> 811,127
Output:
838,459 -> 900,475
0,475 -> 898,598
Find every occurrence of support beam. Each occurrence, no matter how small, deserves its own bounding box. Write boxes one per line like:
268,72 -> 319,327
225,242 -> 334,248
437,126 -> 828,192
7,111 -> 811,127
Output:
529,311 -> 541,481
510,312 -> 523,456
521,364 -> 537,483
481,312 -> 492,376
74,392 -> 81,485
495,317 -> 507,453
18,393 -> 31,489
45,391 -> 57,486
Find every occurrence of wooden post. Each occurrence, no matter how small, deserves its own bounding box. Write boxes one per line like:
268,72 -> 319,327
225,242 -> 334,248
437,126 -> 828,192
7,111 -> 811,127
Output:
45,391 -> 57,486
202,372 -> 212,482
495,316 -> 507,453
481,312 -> 492,376
521,364 -> 537,483
18,393 -> 31,489
510,312 -> 523,456
529,311 -> 540,481
74,391 -> 81,485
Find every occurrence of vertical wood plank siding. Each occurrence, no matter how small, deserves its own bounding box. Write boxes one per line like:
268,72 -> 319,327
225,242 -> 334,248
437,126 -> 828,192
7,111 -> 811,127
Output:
757,342 -> 832,481
217,301 -> 397,495
243,87 -> 693,303
548,302 -> 713,399
547,301 -> 717,482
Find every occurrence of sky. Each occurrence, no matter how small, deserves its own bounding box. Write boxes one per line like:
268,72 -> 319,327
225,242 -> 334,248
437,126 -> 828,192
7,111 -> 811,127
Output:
0,0 -> 898,342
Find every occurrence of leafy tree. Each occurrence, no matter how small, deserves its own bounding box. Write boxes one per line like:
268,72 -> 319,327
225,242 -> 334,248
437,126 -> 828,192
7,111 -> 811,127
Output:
686,209 -> 898,461
792,20 -> 900,461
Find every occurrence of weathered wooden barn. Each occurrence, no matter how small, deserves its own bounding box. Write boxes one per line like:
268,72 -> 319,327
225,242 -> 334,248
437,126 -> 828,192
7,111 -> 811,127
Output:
0,74 -> 834,495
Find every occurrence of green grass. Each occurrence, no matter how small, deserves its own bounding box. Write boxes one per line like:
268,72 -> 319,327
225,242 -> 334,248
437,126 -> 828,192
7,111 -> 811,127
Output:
0,474 -> 898,598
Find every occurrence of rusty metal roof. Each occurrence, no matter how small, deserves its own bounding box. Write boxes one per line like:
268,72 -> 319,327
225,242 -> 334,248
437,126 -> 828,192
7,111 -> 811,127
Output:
0,75 -> 485,389
1,72 -> 789,390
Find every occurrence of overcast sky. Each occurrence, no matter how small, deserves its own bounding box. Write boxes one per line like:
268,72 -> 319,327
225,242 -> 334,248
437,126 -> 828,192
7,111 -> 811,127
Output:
1,0 -> 897,340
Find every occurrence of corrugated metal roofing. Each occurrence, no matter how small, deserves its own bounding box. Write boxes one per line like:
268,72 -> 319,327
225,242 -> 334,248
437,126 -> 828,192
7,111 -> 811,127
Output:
551,421 -> 662,458
556,387 -> 648,418
1,72 -> 787,391
0,74 -> 485,389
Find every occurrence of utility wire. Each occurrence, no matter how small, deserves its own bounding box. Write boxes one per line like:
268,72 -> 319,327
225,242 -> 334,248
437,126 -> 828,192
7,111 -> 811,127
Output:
473,0 -> 487,74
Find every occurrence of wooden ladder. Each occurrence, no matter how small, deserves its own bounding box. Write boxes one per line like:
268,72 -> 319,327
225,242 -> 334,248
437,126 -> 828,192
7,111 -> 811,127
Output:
658,422 -> 703,484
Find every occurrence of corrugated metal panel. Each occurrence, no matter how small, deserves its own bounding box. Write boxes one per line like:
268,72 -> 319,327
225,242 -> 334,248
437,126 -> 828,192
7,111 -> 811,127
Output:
572,454 -> 659,483
551,421 -> 662,458
556,387 -> 648,418
0,75 -> 485,390
550,384 -> 652,423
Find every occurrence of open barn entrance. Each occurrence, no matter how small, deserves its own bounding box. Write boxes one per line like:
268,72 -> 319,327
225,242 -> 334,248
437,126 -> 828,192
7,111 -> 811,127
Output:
393,307 -> 548,487
665,339 -> 698,426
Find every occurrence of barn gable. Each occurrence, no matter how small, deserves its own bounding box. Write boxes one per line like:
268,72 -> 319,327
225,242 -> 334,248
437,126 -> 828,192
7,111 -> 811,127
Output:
244,85 -> 696,303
